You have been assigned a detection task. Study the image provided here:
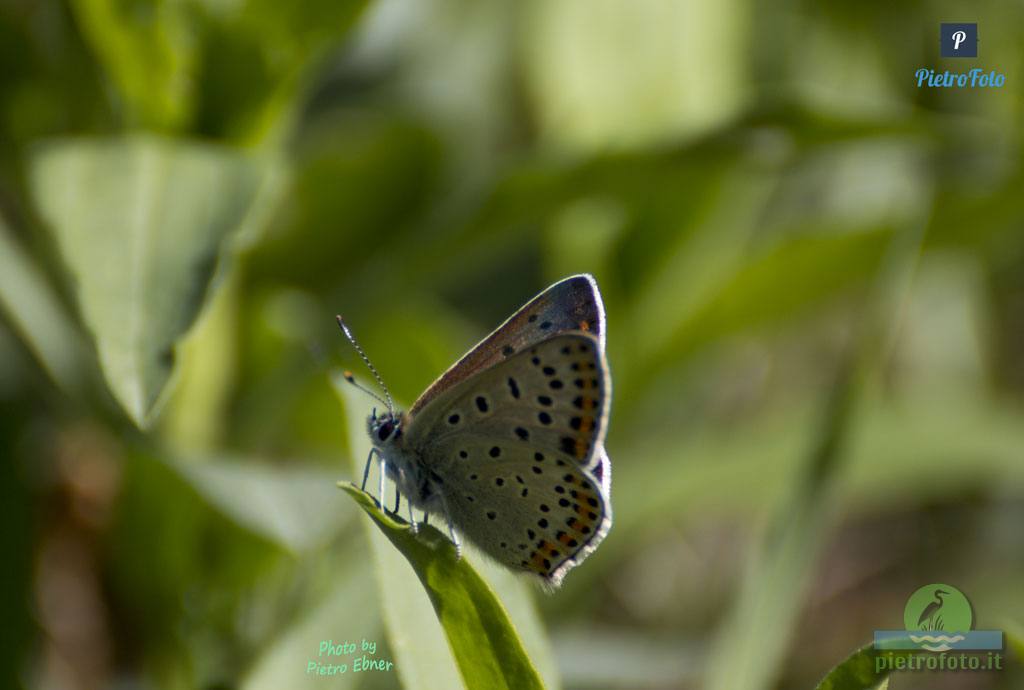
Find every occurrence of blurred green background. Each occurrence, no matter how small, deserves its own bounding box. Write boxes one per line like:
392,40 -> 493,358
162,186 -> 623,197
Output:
1,0 -> 1023,688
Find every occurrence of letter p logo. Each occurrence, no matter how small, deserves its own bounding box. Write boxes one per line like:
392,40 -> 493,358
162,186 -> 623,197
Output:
940,23 -> 978,58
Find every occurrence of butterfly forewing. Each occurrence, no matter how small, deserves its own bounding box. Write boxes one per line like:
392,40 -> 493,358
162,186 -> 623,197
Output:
409,275 -> 605,416
407,333 -> 610,471
405,333 -> 611,584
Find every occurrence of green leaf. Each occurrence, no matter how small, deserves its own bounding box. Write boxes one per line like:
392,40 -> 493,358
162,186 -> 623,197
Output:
522,0 -> 744,150
69,0 -> 194,129
340,484 -> 546,690
814,642 -> 903,690
0,212 -> 88,389
704,371 -> 855,690
649,226 -> 893,375
1004,621 -> 1024,662
29,135 -> 263,428
192,0 -> 370,143
705,221 -> 925,690
171,457 -> 352,553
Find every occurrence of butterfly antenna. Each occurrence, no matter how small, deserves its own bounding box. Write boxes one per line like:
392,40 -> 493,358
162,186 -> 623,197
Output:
336,316 -> 395,414
341,370 -> 389,409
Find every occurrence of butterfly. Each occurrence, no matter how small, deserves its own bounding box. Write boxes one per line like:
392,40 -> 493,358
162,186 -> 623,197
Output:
339,274 -> 612,588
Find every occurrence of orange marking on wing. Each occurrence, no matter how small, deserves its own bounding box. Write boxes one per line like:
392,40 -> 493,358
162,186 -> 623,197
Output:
579,320 -> 590,331
558,533 -> 574,546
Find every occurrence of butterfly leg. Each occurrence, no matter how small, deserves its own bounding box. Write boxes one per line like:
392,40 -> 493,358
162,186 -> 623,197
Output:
437,495 -> 461,559
378,458 -> 387,510
447,517 -> 462,559
360,448 -> 376,491
390,466 -> 418,532
406,499 -> 418,534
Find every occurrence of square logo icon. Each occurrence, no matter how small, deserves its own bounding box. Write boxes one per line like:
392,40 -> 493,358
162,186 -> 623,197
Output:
940,23 -> 978,57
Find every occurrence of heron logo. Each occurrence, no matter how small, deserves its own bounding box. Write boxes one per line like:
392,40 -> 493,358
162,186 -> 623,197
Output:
874,583 -> 1003,659
903,584 -> 974,651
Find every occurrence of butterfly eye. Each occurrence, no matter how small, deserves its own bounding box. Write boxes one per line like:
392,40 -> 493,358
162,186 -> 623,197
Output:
377,421 -> 394,441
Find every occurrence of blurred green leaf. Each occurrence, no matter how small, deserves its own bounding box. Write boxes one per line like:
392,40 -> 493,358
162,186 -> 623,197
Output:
813,642 -> 895,690
69,0 -> 193,129
705,368 -> 855,690
242,557 -> 381,690
593,385 -> 1024,590
0,212 -> 87,389
630,165 -> 776,359
650,227 -> 893,372
233,0 -> 368,60
340,484 -> 546,690
553,628 -> 703,687
844,389 -> 1024,501
192,0 -> 370,142
1005,622 -> 1024,662
706,213 -> 925,690
159,270 -> 240,451
171,457 -> 351,553
522,0 -> 745,150
67,0 -> 369,137
247,117 -> 442,289
109,448 -> 286,688
29,135 -> 262,428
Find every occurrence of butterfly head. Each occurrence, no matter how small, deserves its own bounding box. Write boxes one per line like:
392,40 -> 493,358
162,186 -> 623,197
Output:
367,407 -> 407,448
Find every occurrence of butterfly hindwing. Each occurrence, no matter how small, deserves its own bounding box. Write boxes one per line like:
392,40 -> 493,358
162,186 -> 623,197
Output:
409,274 -> 605,415
440,440 -> 610,586
403,333 -> 611,584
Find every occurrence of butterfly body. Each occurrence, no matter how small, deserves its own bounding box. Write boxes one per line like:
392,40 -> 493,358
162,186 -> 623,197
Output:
355,275 -> 612,588
366,410 -> 443,514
